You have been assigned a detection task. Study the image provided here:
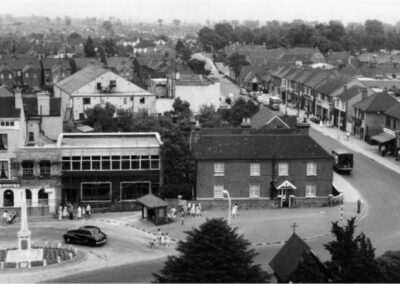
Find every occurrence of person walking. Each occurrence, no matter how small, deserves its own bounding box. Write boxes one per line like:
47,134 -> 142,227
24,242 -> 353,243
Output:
181,212 -> 184,226
86,204 -> 91,217
165,233 -> 170,247
68,204 -> 74,220
82,206 -> 86,217
2,210 -> 8,226
77,206 -> 82,220
195,204 -> 201,217
232,203 -> 238,218
161,233 -> 166,247
190,203 -> 196,217
62,206 -> 68,219
58,205 -> 63,220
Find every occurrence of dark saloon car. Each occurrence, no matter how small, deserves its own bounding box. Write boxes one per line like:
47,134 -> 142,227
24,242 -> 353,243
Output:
63,225 -> 107,246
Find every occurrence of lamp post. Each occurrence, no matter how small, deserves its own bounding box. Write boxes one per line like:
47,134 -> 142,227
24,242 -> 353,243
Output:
222,189 -> 231,225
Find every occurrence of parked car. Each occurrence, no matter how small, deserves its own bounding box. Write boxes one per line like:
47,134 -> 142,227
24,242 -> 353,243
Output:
309,117 -> 321,124
63,225 -> 107,246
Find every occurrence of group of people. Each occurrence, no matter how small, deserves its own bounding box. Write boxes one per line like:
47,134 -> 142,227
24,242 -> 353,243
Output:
185,202 -> 202,217
58,203 -> 91,220
149,228 -> 171,248
1,210 -> 17,225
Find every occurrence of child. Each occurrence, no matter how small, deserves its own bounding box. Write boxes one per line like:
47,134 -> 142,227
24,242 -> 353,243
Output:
160,233 -> 166,247
165,233 -> 170,247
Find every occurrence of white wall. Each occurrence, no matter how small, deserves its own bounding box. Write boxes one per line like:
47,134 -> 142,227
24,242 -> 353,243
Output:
155,98 -> 174,115
175,82 -> 221,114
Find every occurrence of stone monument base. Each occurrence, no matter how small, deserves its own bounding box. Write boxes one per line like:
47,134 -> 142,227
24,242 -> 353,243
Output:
6,248 -> 44,263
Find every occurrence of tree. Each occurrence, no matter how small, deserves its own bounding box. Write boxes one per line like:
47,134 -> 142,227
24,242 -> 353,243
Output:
153,218 -> 270,283
324,218 -> 381,283
188,59 -> 209,75
172,97 -> 192,121
85,103 -> 116,132
198,105 -> 224,128
227,52 -> 249,82
103,38 -> 117,57
214,22 -> 234,47
172,19 -> 181,27
378,251 -> 400,282
83,36 -> 96,58
102,20 -> 114,35
226,98 -> 259,126
157,18 -> 163,26
198,26 -> 225,51
365,19 -> 385,51
98,47 -> 107,65
289,251 -> 328,283
69,58 -> 78,74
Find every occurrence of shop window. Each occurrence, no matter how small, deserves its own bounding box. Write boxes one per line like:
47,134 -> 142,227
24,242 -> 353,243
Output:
120,182 -> 150,200
22,160 -> 34,177
0,160 -> 9,179
72,156 -> 81,170
121,156 -> 130,169
81,182 -> 111,201
0,134 -> 8,150
92,156 -> 101,170
39,160 -> 51,176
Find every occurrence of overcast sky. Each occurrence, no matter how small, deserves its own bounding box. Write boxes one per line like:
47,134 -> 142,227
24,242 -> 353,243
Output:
3,0 -> 400,25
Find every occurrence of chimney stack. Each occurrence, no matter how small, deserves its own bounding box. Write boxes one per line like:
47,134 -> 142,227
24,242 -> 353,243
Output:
361,87 -> 368,100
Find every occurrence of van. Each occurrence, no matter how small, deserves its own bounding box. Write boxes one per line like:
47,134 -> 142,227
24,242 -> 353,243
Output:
332,149 -> 353,174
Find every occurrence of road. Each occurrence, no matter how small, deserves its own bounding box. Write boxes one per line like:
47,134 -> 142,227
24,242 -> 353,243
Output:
47,127 -> 400,283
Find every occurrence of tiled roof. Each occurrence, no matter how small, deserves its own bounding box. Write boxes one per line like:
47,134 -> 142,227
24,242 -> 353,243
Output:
136,193 -> 168,208
352,91 -> 398,112
337,85 -> 363,101
0,85 -> 13,97
250,107 -> 291,129
384,102 -> 400,120
74,58 -> 103,70
106,57 -> 133,69
41,58 -> 71,69
315,75 -> 353,96
269,233 -> 312,282
194,134 -> 332,160
0,97 -> 20,118
0,58 -> 40,70
55,64 -> 109,94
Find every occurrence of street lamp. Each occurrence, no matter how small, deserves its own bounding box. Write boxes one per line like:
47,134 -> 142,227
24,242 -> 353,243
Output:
222,189 -> 231,225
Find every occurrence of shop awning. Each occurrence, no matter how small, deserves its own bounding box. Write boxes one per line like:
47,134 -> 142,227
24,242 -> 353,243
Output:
277,180 -> 297,190
371,132 -> 396,144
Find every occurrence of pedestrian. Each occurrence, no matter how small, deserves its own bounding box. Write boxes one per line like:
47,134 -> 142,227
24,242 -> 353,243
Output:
77,205 -> 82,220
232,203 -> 238,218
2,210 -> 8,226
156,228 -> 162,246
357,199 -> 362,214
346,131 -> 350,141
62,206 -> 68,219
161,233 -> 166,247
69,205 -> 74,220
195,204 -> 201,217
86,203 -> 91,217
190,203 -> 196,217
181,212 -> 184,226
58,205 -> 63,221
165,233 -> 170,247
187,202 -> 191,215
82,206 -> 86,217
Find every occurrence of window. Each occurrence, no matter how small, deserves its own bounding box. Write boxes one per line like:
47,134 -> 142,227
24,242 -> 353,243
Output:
386,116 -> 391,128
112,156 -> 120,170
250,163 -> 260,176
214,163 -> 225,176
39,160 -> 51,176
101,156 -> 110,170
28,132 -> 34,142
131,155 -> 140,169
139,97 -> 145,104
213,185 -> 224,198
278,163 -> 288,176
121,156 -> 130,169
124,97 -> 127,104
82,156 -> 91,170
0,160 -> 9,179
22,160 -> 34,177
306,162 -> 317,176
72,156 -> 81,170
92,156 -> 101,170
25,73 -> 29,78
110,80 -> 116,87
141,156 -> 150,169
249,184 -> 260,198
0,134 -> 8,150
120,182 -> 150,200
8,74 -> 12,79
97,82 -> 102,90
62,157 -> 71,170
150,155 -> 160,169
81,182 -> 111,201
38,188 -> 48,205
306,184 -> 317,197
83,98 -> 91,105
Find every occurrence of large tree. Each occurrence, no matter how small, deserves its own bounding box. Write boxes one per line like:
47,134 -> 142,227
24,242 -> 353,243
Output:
85,102 -> 116,132
226,98 -> 259,126
227,52 -> 249,81
324,218 -> 381,283
378,250 -> 400,282
153,218 -> 270,283
83,36 -> 96,58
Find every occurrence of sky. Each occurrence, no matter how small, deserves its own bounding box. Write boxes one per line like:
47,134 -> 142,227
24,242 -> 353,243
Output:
3,0 -> 400,25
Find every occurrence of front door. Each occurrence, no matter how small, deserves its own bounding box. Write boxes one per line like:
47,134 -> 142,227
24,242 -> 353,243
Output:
280,189 -> 289,207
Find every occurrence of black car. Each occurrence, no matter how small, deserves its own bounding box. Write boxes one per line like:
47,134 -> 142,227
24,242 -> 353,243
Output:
63,225 -> 107,246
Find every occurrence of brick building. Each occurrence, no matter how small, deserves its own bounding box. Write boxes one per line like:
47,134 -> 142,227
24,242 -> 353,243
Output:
194,132 -> 333,209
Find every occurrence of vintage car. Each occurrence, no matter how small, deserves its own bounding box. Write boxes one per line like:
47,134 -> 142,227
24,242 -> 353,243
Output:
63,225 -> 107,246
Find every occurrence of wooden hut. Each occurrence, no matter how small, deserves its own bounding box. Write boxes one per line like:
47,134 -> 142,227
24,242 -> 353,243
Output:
136,193 -> 168,225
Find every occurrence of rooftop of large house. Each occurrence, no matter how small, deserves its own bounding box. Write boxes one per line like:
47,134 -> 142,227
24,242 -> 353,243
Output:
353,91 -> 399,113
194,134 -> 331,160
57,132 -> 163,148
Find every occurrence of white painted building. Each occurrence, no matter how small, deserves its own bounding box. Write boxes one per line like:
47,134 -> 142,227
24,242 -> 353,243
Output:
54,64 -> 156,121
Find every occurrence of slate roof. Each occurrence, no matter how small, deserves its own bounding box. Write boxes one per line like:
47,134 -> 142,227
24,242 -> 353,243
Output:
107,57 -> 133,69
55,64 -> 109,94
0,58 -> 41,70
41,58 -> 71,69
194,134 -> 332,160
250,107 -> 291,129
315,75 -> 353,96
0,97 -> 20,118
136,194 -> 168,209
384,102 -> 400,120
337,85 -> 364,101
23,97 -> 61,116
74,58 -> 103,70
352,91 -> 398,113
0,85 -> 13,97
269,233 -> 312,282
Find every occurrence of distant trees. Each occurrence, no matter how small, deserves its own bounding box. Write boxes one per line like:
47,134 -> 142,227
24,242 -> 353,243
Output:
153,218 -> 270,283
175,39 -> 192,61
83,36 -> 96,58
172,19 -> 181,27
197,19 -> 400,53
